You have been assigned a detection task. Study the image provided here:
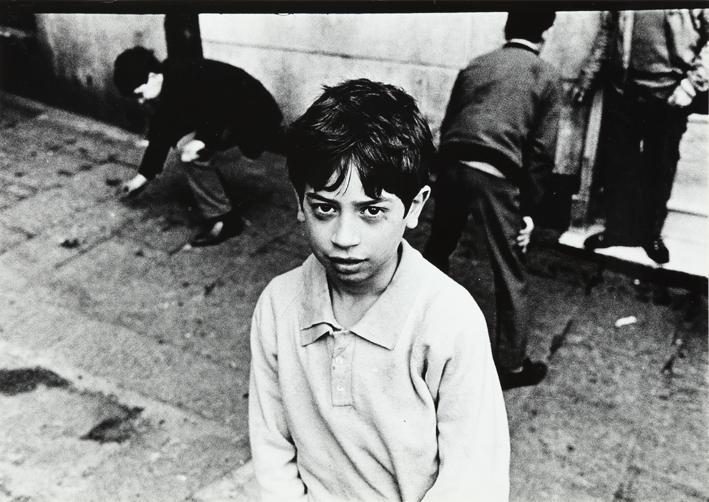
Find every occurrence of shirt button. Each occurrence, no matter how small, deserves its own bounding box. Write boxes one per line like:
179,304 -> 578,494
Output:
337,386 -> 344,392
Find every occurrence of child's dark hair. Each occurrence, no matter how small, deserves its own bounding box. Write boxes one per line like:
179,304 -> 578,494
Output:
504,10 -> 556,43
286,78 -> 434,214
113,46 -> 162,97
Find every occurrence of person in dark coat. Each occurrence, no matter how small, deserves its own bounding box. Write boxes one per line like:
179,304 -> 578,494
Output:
572,10 -> 709,264
113,46 -> 284,246
423,11 -> 562,390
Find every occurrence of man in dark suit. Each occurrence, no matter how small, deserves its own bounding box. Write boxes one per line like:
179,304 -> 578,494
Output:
424,11 -> 562,390
113,46 -> 284,246
573,10 -> 709,264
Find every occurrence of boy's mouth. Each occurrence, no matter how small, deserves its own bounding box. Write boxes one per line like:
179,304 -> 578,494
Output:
328,256 -> 365,272
329,256 -> 364,264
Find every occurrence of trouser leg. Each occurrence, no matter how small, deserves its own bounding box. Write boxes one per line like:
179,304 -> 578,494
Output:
183,151 -> 233,221
599,88 -> 645,244
423,161 -> 474,273
640,100 -> 689,239
470,169 -> 528,370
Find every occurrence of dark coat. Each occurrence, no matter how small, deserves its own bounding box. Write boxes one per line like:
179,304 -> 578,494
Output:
438,43 -> 562,214
575,10 -> 709,98
138,58 -> 283,179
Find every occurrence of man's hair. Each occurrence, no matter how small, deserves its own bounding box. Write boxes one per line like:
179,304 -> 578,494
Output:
286,78 -> 434,214
504,10 -> 556,43
113,46 -> 161,97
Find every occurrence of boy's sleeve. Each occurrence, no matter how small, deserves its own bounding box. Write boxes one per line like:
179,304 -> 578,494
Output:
421,303 -> 510,502
520,74 -> 563,216
248,291 -> 308,502
138,127 -> 172,180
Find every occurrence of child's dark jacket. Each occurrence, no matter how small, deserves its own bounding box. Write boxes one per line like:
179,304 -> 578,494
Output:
138,58 -> 283,179
439,42 -> 562,215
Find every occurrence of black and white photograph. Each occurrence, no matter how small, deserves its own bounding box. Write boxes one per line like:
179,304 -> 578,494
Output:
0,3 -> 707,501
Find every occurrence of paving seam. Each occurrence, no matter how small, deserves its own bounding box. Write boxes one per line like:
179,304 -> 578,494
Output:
0,295 -> 251,423
1,276 -> 247,377
0,338 -> 245,438
2,92 -> 143,145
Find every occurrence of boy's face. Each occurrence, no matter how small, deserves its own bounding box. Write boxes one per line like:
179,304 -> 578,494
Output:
301,165 -> 429,292
133,72 -> 163,104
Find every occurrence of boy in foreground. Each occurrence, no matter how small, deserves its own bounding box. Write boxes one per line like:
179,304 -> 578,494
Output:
248,79 -> 509,501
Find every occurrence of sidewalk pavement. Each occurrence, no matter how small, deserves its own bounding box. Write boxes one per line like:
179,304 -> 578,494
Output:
0,92 -> 707,502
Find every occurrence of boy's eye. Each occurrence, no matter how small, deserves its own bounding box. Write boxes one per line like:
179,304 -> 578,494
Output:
312,203 -> 336,216
363,206 -> 384,217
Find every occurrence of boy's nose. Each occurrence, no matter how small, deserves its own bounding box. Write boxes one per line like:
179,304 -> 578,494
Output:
331,215 -> 360,248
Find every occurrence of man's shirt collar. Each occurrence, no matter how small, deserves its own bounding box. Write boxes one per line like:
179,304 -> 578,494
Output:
299,240 -> 419,350
504,38 -> 541,55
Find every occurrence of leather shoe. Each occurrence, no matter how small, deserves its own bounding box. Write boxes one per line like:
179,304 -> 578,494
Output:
643,237 -> 669,264
498,358 -> 548,390
583,231 -> 616,250
190,214 -> 244,247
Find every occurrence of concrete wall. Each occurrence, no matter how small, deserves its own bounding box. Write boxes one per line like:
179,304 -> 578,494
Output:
33,14 -> 166,126
199,11 -> 602,132
26,11 -> 601,134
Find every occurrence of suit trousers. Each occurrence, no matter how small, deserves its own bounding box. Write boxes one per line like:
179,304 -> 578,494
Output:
597,87 -> 690,243
424,162 -> 528,370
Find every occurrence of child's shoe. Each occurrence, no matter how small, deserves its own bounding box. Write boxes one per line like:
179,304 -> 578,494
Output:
498,358 -> 547,390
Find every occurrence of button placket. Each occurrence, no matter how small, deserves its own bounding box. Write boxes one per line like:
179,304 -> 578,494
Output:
331,330 -> 353,406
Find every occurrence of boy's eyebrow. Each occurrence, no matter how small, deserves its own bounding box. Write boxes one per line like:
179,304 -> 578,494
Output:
304,192 -> 340,204
305,191 -> 394,206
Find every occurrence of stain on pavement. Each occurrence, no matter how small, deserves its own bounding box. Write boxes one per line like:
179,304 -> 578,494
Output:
81,404 -> 144,444
0,367 -> 70,395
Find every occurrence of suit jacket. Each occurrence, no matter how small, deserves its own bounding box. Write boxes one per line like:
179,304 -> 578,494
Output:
138,58 -> 283,179
576,10 -> 709,97
439,42 -> 562,214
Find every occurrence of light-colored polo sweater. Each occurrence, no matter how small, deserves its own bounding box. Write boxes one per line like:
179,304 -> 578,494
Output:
249,240 -> 510,502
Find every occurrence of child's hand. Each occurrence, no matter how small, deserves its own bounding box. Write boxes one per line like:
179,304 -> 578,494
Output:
517,216 -> 534,253
667,79 -> 694,108
180,139 -> 206,163
570,85 -> 588,106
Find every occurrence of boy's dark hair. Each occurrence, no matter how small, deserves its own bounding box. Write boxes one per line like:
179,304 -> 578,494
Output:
286,78 -> 434,214
113,46 -> 162,97
504,10 -> 556,43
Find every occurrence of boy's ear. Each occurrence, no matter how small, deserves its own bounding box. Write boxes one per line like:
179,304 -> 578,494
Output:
404,185 -> 431,230
293,187 -> 305,222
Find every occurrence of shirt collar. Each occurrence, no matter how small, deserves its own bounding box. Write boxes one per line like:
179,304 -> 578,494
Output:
504,39 -> 541,54
299,240 -> 421,350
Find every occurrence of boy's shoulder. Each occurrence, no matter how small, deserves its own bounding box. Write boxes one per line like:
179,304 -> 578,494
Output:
406,245 -> 484,326
402,247 -> 487,354
260,258 -> 310,302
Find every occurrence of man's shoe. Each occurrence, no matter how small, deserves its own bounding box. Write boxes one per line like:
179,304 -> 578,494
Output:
583,231 -> 616,250
643,237 -> 669,264
498,358 -> 548,390
189,214 -> 244,247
